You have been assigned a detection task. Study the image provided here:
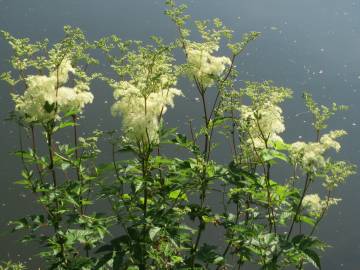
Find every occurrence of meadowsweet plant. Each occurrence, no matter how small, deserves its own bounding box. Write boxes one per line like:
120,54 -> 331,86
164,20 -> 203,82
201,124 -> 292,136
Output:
1,27 -> 110,269
1,1 -> 356,270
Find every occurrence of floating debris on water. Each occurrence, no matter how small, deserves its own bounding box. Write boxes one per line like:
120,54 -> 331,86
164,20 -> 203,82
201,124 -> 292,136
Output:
288,59 -> 296,64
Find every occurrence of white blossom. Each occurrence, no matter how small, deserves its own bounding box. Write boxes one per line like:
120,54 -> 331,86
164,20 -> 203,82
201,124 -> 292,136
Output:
302,194 -> 323,217
111,82 -> 182,145
50,57 -> 75,84
302,194 -> 341,217
289,130 -> 346,171
186,44 -> 231,87
12,59 -> 93,123
57,82 -> 94,113
240,103 -> 285,149
320,130 -> 347,152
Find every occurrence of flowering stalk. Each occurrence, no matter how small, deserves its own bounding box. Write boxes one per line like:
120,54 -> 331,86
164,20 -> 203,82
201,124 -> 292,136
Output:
46,126 -> 57,187
72,114 -> 85,215
140,150 -> 150,270
174,22 -> 236,265
286,173 -> 311,240
265,163 -> 277,233
30,125 -> 44,185
310,190 -> 331,236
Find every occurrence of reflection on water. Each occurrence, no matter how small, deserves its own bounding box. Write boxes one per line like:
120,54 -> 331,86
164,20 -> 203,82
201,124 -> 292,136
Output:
1,0 -> 360,268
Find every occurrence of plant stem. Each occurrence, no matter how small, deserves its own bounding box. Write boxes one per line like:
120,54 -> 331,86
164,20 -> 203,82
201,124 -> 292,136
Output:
287,174 -> 311,240
189,88 -> 211,268
200,91 -> 209,156
112,143 -> 124,195
46,128 -> 57,187
310,190 -> 331,236
140,152 -> 150,270
217,202 -> 241,270
265,163 -> 277,233
72,114 -> 84,215
230,106 -> 238,157
30,125 -> 44,184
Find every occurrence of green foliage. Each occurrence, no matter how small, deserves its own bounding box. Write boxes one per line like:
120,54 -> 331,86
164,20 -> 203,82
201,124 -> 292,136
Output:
303,92 -> 348,137
0,261 -> 26,270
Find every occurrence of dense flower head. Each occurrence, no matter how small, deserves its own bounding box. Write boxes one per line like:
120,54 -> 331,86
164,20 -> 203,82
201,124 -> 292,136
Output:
240,102 -> 285,149
319,130 -> 346,151
111,81 -> 182,145
236,81 -> 292,152
12,58 -> 93,123
57,82 -> 94,113
186,43 -> 231,87
109,45 -> 183,147
50,57 -> 75,84
302,194 -> 323,217
302,194 -> 341,217
289,130 -> 346,172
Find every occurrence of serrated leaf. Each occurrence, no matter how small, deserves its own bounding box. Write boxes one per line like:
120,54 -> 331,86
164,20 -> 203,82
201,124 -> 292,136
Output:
303,249 -> 321,269
149,226 -> 161,241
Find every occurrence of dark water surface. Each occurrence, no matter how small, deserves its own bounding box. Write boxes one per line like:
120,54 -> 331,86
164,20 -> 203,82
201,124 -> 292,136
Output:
1,0 -> 360,269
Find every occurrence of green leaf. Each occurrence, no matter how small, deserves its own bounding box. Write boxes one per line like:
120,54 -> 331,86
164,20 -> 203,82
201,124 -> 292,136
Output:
56,121 -> 75,131
65,193 -> 80,207
197,244 -> 220,264
303,249 -> 321,269
61,162 -> 71,171
213,256 -> 225,265
260,149 -> 288,162
15,179 -> 32,186
94,252 -> 113,270
43,101 -> 55,113
113,251 -> 125,270
299,215 -> 316,226
292,234 -> 306,244
127,266 -> 139,270
10,218 -> 28,231
169,189 -> 187,201
149,226 -> 161,241
202,215 -> 216,224
273,140 -> 290,151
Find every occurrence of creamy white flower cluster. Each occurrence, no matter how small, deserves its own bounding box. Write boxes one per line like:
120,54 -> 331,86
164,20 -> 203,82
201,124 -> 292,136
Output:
186,43 -> 231,87
302,193 -> 341,217
111,81 -> 182,145
240,102 -> 285,150
289,130 -> 346,171
12,58 -> 93,123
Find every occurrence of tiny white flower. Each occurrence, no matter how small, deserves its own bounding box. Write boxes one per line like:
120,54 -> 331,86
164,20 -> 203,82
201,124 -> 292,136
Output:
186,44 -> 231,87
12,58 -> 93,123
